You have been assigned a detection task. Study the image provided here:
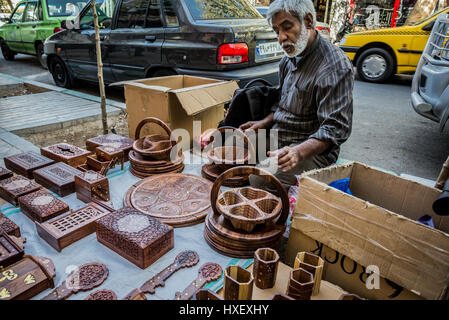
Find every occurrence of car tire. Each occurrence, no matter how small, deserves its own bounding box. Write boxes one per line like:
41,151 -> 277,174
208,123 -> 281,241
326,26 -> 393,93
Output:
36,42 -> 46,69
50,57 -> 73,88
1,40 -> 15,61
356,47 -> 394,83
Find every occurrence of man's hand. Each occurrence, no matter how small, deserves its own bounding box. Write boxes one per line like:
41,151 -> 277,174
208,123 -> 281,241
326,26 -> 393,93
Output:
268,146 -> 303,173
239,119 -> 267,132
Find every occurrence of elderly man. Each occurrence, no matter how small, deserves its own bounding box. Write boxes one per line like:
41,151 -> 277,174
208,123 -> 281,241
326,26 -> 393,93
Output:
240,0 -> 354,194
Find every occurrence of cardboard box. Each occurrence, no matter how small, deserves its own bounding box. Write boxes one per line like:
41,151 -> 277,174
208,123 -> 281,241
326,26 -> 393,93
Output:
123,75 -> 239,144
287,161 -> 449,300
217,262 -> 348,300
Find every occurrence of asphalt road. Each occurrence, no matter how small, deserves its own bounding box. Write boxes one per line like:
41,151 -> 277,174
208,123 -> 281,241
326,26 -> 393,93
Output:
1,53 -> 448,181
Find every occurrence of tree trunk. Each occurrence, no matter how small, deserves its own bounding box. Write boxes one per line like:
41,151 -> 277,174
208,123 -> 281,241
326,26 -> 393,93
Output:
91,0 -> 108,135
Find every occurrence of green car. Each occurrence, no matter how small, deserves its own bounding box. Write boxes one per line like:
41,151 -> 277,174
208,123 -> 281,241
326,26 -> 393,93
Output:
0,0 -> 86,67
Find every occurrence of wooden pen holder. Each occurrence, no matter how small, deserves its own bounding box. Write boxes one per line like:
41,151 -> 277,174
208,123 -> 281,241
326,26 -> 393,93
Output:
286,268 -> 314,300
253,247 -> 279,289
75,170 -> 110,203
224,265 -> 254,300
294,251 -> 324,296
40,143 -> 91,168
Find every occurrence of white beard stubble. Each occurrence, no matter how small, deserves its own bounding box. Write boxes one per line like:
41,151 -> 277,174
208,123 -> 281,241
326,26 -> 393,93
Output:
282,23 -> 309,58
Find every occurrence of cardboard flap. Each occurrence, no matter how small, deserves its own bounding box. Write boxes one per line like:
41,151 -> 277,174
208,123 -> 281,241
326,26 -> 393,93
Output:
125,82 -> 172,92
171,81 -> 238,116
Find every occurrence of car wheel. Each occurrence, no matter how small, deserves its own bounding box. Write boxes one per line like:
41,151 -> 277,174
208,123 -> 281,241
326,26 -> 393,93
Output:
356,48 -> 394,83
50,57 -> 73,88
1,41 -> 15,61
36,42 -> 46,69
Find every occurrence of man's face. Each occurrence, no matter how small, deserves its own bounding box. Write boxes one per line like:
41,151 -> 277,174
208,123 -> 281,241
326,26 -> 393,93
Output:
271,10 -> 310,57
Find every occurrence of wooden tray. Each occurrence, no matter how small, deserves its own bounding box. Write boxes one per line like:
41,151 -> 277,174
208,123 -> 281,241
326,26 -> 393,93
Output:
36,202 -> 112,252
0,210 -> 20,237
40,143 -> 91,167
201,164 -> 249,187
18,189 -> 69,223
33,162 -> 83,197
4,152 -> 54,179
96,207 -> 174,269
0,255 -> 55,300
123,173 -> 213,227
86,133 -> 134,162
0,176 -> 41,206
0,167 -> 13,181
129,150 -> 184,178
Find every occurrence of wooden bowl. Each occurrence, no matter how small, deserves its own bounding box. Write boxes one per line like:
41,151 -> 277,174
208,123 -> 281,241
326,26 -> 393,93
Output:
207,146 -> 249,171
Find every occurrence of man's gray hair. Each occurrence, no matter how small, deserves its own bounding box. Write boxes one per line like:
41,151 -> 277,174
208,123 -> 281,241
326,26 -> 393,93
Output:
267,0 -> 316,28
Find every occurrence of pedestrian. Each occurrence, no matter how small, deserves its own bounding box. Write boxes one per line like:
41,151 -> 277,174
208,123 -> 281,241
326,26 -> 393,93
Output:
239,0 -> 354,195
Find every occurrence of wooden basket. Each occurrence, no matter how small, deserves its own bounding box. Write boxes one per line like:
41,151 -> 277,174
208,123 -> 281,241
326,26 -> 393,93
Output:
210,166 -> 288,233
133,117 -> 177,161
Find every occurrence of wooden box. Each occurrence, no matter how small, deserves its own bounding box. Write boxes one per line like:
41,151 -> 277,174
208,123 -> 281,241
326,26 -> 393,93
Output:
36,202 -> 112,252
0,176 -> 41,206
33,162 -> 83,197
4,152 -> 55,179
18,189 -> 69,223
40,143 -> 91,167
75,170 -> 110,203
86,133 -> 134,162
96,207 -> 174,269
86,154 -> 110,172
0,231 -> 24,268
0,167 -> 13,181
0,255 -> 55,300
96,145 -> 124,162
0,211 -> 20,237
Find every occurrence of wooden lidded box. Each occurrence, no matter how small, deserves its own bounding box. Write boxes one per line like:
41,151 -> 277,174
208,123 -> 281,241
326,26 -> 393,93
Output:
75,170 -> 109,203
0,211 -> 21,237
40,143 -> 91,167
0,231 -> 24,268
96,207 -> 174,269
0,255 -> 55,300
86,133 -> 134,162
0,167 -> 13,181
18,189 -> 69,223
0,176 -> 41,206
36,202 -> 112,252
33,162 -> 83,197
4,152 -> 54,179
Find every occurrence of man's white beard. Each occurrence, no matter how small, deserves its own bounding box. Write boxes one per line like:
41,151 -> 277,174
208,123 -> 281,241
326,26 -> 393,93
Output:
282,23 -> 309,58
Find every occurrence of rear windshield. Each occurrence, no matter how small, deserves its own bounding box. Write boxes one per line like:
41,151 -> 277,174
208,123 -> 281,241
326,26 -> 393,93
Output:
46,0 -> 88,17
185,0 -> 262,20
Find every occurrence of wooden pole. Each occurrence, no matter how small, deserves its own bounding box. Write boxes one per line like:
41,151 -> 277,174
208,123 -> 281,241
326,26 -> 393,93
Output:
435,156 -> 449,190
91,0 -> 108,134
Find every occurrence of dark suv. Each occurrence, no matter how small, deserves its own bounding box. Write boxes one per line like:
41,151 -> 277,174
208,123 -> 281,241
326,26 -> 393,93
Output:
43,0 -> 283,88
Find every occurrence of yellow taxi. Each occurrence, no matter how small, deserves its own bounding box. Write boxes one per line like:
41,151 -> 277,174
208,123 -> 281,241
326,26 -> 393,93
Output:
338,7 -> 449,83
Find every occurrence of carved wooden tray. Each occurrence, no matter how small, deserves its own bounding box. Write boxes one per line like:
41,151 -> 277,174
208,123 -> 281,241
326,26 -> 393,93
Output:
124,174 -> 214,227
4,152 -> 54,179
201,164 -> 249,187
129,150 -> 184,178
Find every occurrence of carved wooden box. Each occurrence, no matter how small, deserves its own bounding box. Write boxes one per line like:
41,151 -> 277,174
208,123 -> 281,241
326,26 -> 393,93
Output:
75,170 -> 110,204
86,154 -> 110,172
36,202 -> 112,252
96,207 -> 174,269
4,152 -> 55,179
0,176 -> 41,206
40,143 -> 91,167
0,211 -> 20,237
0,167 -> 13,181
18,189 -> 69,223
0,231 -> 24,268
86,133 -> 134,162
96,145 -> 124,162
0,255 -> 55,300
33,162 -> 83,197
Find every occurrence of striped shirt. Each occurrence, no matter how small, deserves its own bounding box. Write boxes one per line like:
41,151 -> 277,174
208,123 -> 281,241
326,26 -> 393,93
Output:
271,31 -> 354,165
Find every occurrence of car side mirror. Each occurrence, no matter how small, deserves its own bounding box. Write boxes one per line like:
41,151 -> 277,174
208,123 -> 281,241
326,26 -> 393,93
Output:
422,20 -> 435,31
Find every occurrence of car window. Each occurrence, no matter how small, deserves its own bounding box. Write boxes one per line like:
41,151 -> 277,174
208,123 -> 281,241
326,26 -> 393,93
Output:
79,0 -> 115,29
10,3 -> 27,23
23,2 -> 39,22
185,0 -> 262,20
147,0 -> 163,28
47,0 -> 89,17
116,0 -> 148,28
163,0 -> 178,27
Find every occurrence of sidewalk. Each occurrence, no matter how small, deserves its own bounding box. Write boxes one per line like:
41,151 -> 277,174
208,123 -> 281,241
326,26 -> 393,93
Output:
0,127 -> 40,167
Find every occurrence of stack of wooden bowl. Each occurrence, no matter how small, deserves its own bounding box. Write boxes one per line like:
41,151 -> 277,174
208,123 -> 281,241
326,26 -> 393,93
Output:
204,166 -> 289,258
129,117 -> 184,178
201,127 -> 255,187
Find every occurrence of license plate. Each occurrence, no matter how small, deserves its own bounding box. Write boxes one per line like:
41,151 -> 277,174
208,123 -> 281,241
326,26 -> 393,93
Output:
256,41 -> 284,62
